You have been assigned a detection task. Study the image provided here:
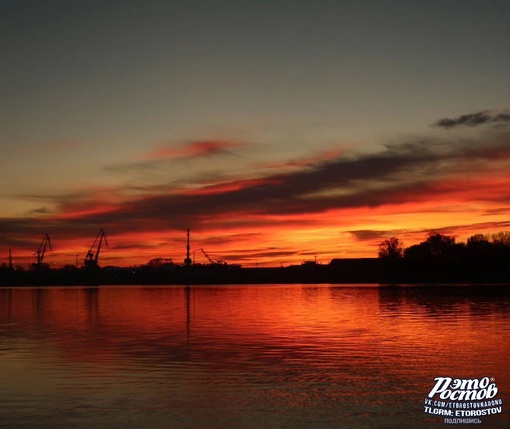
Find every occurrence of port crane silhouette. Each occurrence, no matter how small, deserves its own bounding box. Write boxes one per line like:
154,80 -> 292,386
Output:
33,233 -> 52,269
200,248 -> 225,265
84,229 -> 108,268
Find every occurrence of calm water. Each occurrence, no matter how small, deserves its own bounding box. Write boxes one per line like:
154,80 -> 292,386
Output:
0,284 -> 509,429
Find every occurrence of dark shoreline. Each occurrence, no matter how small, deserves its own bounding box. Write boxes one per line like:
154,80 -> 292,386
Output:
1,257 -> 509,287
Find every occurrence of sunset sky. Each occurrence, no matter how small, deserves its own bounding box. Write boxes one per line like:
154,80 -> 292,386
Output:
1,0 -> 510,268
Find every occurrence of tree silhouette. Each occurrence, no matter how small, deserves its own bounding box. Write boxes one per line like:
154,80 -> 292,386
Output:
424,232 -> 456,256
404,232 -> 457,259
491,231 -> 510,245
378,237 -> 404,259
466,234 -> 491,256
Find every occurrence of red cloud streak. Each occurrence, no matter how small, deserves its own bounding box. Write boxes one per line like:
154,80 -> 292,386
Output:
143,140 -> 245,160
3,128 -> 510,268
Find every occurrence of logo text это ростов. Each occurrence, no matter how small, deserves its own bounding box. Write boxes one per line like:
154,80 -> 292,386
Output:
427,377 -> 498,401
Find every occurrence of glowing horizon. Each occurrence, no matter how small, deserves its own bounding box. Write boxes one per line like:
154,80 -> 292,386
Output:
1,2 -> 509,269
3,115 -> 510,269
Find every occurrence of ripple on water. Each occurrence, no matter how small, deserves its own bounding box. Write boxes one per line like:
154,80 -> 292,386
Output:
0,284 -> 509,429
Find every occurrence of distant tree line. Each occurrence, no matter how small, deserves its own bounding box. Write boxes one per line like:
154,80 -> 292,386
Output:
377,232 -> 510,283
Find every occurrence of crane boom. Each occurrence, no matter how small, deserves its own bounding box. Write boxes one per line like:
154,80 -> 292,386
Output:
84,229 -> 108,268
200,248 -> 224,265
200,248 -> 215,264
33,234 -> 52,269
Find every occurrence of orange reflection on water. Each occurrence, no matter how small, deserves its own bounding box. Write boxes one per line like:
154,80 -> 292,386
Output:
1,285 -> 509,428
1,286 -> 509,372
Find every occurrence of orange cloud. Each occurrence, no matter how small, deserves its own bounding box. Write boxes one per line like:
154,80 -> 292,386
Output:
3,125 -> 510,268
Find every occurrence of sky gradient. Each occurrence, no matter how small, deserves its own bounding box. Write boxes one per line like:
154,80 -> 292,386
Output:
1,0 -> 510,267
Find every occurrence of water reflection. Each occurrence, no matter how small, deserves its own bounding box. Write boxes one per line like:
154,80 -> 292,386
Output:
0,285 -> 509,429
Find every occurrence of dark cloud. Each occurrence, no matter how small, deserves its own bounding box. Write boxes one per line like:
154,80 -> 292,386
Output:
2,129 -> 510,254
200,233 -> 262,247
427,221 -> 510,237
349,230 -> 389,241
348,220 -> 510,246
434,109 -> 510,129
234,250 -> 298,259
482,208 -> 510,216
28,207 -> 52,215
94,132 -> 510,236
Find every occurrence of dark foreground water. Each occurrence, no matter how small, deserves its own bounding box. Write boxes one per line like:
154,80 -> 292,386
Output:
0,284 -> 509,429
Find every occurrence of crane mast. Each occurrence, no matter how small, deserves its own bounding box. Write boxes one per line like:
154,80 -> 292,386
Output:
184,228 -> 192,266
84,229 -> 108,268
32,234 -> 52,269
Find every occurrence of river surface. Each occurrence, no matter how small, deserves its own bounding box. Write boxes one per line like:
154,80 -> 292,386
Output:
0,284 -> 509,429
